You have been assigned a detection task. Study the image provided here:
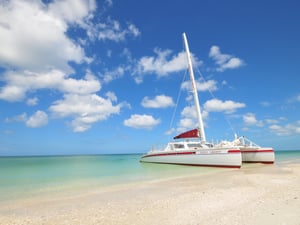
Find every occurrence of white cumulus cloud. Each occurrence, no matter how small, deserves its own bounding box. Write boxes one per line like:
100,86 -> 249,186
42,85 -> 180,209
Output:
134,49 -> 202,83
0,0 -> 98,102
0,0 -> 141,132
0,69 -> 101,102
96,18 -> 140,42
124,114 -> 161,130
48,0 -> 96,25
269,121 -> 300,136
102,66 -> 126,83
5,111 -> 48,128
243,112 -> 264,127
181,79 -> 218,92
26,97 -> 39,106
141,95 -> 174,108
0,0 -> 90,72
176,106 -> 198,131
209,45 -> 244,72
204,98 -> 245,114
26,110 -> 48,128
243,113 -> 258,126
49,93 -> 125,132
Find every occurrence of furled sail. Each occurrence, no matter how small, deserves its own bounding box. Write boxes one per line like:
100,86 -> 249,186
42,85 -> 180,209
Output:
173,128 -> 199,139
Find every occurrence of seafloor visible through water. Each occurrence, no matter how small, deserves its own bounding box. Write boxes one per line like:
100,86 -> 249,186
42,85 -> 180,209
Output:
0,150 -> 299,202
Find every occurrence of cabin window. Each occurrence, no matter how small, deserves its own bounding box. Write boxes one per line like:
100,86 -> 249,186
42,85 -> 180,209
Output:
204,143 -> 214,148
174,144 -> 184,149
187,143 -> 201,148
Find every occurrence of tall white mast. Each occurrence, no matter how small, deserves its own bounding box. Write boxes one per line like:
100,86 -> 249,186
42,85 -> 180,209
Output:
182,32 -> 206,142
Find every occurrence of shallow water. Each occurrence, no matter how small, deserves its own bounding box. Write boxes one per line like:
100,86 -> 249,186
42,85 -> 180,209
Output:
0,154 -> 218,201
0,150 -> 299,202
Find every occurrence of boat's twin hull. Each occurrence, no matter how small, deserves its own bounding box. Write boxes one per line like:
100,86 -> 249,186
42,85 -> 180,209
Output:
241,148 -> 275,164
140,150 -> 242,168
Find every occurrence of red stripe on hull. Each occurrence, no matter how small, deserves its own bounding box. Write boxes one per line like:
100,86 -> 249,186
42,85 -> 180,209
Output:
241,149 -> 274,153
142,149 -> 240,159
228,149 -> 242,153
142,151 -> 196,158
140,161 -> 241,169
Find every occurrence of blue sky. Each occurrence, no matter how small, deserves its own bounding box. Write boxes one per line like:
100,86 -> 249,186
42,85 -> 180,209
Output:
0,0 -> 299,156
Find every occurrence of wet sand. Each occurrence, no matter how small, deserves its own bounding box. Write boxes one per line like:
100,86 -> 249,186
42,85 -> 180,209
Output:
1,162 -> 300,225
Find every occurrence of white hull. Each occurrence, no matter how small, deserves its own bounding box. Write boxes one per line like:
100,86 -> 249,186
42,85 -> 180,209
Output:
240,147 -> 274,164
140,148 -> 242,168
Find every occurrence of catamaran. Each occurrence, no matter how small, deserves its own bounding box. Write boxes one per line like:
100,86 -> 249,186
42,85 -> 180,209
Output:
140,33 -> 242,168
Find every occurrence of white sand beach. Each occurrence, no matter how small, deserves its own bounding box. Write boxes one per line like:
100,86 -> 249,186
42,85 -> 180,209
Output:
1,162 -> 300,225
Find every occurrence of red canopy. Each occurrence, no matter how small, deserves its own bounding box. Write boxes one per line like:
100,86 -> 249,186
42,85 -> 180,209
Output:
173,128 -> 199,139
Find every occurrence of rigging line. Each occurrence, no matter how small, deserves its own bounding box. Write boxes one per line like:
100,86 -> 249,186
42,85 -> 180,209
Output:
194,66 -> 237,136
170,38 -> 190,130
169,68 -> 188,130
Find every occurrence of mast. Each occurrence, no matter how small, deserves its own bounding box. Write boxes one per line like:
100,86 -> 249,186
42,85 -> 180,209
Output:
182,32 -> 206,142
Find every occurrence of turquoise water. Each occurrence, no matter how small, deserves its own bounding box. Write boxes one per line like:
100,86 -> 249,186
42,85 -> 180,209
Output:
0,154 -> 215,202
0,150 -> 299,202
274,150 -> 300,163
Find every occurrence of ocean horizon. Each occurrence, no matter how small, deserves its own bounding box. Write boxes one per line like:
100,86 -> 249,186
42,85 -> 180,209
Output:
1,150 -> 300,203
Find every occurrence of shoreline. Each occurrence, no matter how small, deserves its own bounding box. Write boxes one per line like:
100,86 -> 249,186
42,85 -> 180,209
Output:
1,162 -> 300,225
